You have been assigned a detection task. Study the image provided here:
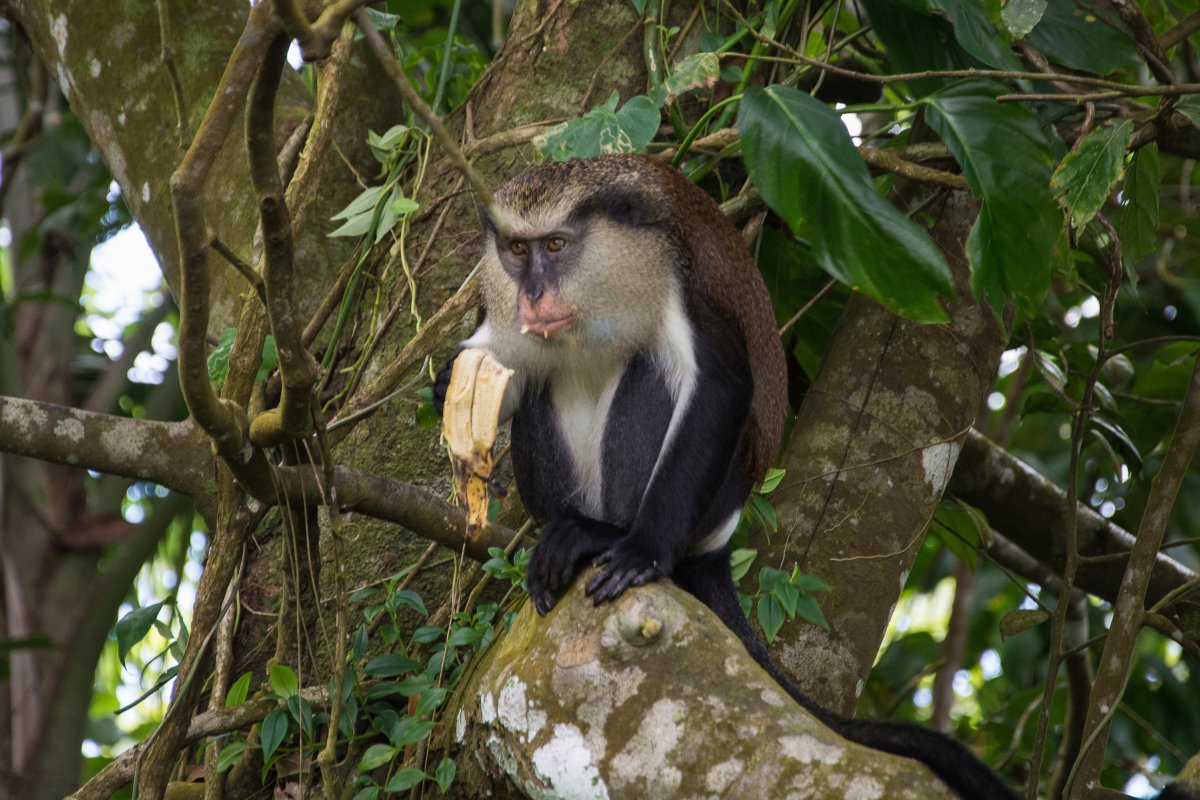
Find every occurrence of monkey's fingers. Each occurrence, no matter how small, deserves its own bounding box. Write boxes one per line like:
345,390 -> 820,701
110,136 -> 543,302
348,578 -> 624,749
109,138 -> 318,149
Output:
585,552 -> 663,604
430,354 -> 458,417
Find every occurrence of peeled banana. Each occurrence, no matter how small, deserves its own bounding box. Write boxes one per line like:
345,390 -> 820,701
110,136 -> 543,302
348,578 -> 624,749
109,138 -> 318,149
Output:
441,348 -> 514,540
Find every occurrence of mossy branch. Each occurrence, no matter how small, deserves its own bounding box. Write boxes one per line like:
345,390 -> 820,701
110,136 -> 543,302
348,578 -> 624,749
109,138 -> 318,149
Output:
245,33 -> 318,447
168,1 -> 278,498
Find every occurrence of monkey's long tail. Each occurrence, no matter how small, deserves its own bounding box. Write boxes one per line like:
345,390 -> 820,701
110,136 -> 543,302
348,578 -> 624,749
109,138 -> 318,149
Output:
674,548 -> 1019,800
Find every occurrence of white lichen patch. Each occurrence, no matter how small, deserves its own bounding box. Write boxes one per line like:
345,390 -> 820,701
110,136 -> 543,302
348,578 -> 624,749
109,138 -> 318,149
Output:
530,724 -> 609,800
89,58 -> 101,77
723,655 -> 745,678
54,417 -> 85,443
610,698 -> 683,791
920,440 -> 961,495
479,689 -> 497,725
844,774 -> 884,800
496,675 -> 546,742
2,400 -> 49,433
100,423 -> 154,477
553,659 -> 643,756
455,710 -> 467,743
780,734 -> 844,765
705,757 -> 744,793
142,182 -> 151,203
52,15 -> 69,54
760,687 -> 786,707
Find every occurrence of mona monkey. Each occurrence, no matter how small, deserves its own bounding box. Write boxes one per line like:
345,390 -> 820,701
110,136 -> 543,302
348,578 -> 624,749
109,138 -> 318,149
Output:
436,154 -> 1020,798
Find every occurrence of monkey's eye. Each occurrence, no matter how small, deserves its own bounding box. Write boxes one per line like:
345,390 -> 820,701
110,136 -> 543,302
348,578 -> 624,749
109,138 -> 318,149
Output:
509,241 -> 527,257
546,237 -> 565,253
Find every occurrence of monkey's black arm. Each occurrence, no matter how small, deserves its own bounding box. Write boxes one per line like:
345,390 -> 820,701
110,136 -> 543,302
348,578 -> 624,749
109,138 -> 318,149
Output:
586,339 -> 752,603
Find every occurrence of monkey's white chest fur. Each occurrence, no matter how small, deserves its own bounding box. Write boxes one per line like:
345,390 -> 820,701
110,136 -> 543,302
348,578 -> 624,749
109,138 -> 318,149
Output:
468,285 -> 699,519
549,289 -> 698,517
549,367 -> 624,516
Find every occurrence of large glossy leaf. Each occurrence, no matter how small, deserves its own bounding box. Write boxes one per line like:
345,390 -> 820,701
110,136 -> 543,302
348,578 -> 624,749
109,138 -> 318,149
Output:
923,81 -> 1063,312
1051,119 -> 1132,228
1118,143 -> 1160,267
923,0 -> 1023,70
1026,0 -> 1139,75
738,85 -> 952,322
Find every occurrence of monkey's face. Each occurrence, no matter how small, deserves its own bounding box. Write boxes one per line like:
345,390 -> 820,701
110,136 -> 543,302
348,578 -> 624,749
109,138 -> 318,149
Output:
483,212 -> 675,356
493,227 -> 580,340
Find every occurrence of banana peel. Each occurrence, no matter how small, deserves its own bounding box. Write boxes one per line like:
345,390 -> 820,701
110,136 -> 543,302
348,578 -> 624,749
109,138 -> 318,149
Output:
442,349 -> 514,541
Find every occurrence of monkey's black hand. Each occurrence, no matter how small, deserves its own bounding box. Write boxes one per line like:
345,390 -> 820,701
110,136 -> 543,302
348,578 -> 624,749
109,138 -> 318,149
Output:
586,538 -> 669,605
527,516 -> 624,615
431,355 -> 457,417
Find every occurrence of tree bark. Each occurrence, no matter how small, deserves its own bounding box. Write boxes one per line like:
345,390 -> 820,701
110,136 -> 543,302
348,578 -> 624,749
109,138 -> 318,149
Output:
453,575 -> 958,800
767,192 -> 1007,713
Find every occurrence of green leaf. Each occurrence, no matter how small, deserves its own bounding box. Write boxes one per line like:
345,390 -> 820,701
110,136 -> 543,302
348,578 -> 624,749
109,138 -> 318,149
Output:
268,664 -> 299,698
757,466 -> 786,494
747,493 -> 778,533
923,0 -> 1022,70
773,581 -> 800,617
660,52 -> 720,106
260,708 -> 289,760
389,717 -> 435,748
397,673 -> 434,696
793,574 -> 832,593
390,589 -> 428,616
115,665 -> 178,713
207,328 -> 237,387
1026,0 -> 1139,75
1178,97 -> 1200,129
446,625 -> 482,648
794,593 -> 830,630
287,695 -> 314,739
225,672 -> 253,708
729,548 -> 757,583
331,185 -> 386,222
350,788 -> 379,800
258,336 -> 277,381
1118,142 -> 1159,267
1000,609 -> 1050,637
364,654 -> 422,677
114,601 -> 166,665
358,743 -> 398,772
411,626 -> 443,645
1001,0 -> 1047,38
415,687 -> 449,716
932,499 -> 985,568
216,740 -> 252,773
922,80 -> 1062,313
757,594 -> 785,642
533,92 -> 659,161
385,768 -> 427,793
1051,120 -> 1132,228
435,757 -> 457,793
738,85 -> 952,322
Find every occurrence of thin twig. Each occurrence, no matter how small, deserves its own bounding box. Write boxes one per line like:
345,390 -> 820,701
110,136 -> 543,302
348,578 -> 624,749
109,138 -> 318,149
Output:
353,10 -> 500,229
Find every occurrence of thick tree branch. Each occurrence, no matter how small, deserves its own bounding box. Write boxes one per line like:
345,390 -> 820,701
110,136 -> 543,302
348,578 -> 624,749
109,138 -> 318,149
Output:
169,1 -> 278,495
950,431 -> 1198,609
453,576 -> 962,799
271,464 -> 529,562
245,33 -> 318,446
0,396 -> 212,509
